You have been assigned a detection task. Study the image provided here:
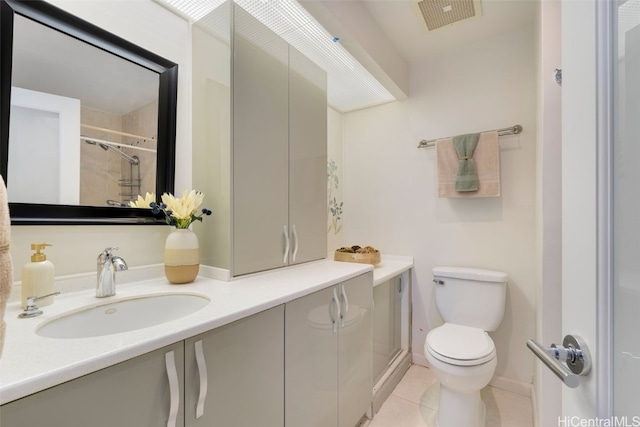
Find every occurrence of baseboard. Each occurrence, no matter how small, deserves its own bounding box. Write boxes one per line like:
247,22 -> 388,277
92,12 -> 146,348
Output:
412,351 -> 428,367
530,383 -> 539,427
412,351 -> 532,397
489,375 -> 532,397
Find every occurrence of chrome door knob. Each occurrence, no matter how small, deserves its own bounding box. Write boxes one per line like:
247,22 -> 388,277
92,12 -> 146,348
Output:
527,334 -> 591,388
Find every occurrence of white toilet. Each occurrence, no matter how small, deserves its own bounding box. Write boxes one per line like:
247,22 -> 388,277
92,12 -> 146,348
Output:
424,266 -> 507,427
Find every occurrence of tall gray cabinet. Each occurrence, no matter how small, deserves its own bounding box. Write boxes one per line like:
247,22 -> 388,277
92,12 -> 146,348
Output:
193,3 -> 327,278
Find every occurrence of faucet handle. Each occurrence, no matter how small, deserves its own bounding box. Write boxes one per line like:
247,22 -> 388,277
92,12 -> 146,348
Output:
98,247 -> 119,259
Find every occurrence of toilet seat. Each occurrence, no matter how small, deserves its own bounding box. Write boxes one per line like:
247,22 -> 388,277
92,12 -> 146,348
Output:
426,323 -> 495,366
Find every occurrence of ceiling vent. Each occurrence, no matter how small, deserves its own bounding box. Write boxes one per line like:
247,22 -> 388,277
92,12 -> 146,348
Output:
416,0 -> 482,31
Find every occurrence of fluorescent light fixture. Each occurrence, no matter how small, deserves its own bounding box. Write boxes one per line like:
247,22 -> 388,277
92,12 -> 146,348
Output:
158,0 -> 225,21
157,0 -> 395,112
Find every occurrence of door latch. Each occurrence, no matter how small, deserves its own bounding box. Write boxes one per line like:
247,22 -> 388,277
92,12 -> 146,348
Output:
527,334 -> 591,388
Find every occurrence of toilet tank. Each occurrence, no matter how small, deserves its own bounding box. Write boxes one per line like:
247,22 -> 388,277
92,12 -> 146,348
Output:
433,266 -> 507,332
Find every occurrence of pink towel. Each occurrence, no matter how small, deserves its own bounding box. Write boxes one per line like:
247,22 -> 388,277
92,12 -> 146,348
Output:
436,131 -> 501,198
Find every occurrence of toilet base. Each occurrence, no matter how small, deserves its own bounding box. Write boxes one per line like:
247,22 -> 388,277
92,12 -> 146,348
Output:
435,386 -> 486,427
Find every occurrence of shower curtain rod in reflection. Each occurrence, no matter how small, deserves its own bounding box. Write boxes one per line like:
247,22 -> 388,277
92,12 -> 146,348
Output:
80,136 -> 157,153
417,124 -> 523,149
81,137 -> 151,165
80,124 -> 155,142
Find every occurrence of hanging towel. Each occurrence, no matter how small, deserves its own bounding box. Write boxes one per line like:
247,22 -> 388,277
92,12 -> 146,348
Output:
453,133 -> 480,191
436,131 -> 501,198
0,175 -> 12,358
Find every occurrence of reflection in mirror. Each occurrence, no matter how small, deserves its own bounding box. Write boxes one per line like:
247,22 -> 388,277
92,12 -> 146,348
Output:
0,0 -> 178,224
10,14 -> 159,207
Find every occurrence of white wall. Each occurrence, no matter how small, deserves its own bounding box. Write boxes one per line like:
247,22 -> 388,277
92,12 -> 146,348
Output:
342,25 -> 537,390
327,107 -> 345,252
10,0 -> 191,280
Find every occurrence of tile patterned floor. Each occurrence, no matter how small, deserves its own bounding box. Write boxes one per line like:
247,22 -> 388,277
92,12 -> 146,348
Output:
366,365 -> 534,427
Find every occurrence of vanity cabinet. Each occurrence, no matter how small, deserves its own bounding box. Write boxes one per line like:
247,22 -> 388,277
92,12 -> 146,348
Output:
373,275 -> 403,384
371,271 -> 412,414
285,272 -> 373,427
1,306 -> 284,427
184,305 -> 284,426
232,6 -> 327,276
0,342 -> 186,427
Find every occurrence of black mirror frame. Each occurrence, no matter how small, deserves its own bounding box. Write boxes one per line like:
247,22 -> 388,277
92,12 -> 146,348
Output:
0,0 -> 177,225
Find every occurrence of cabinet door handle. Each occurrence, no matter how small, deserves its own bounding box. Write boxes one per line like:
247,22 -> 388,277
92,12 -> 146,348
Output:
195,340 -> 208,419
165,350 -> 180,427
339,284 -> 349,328
292,224 -> 299,262
283,225 -> 290,264
330,287 -> 341,334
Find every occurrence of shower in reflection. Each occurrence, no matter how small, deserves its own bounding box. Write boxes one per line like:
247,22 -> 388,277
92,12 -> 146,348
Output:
82,137 -> 142,206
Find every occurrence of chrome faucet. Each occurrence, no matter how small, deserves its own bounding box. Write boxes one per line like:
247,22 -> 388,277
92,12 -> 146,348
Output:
97,247 -> 128,298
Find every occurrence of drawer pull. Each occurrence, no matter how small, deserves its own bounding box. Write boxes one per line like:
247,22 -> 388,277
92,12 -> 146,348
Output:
165,351 -> 180,427
283,225 -> 290,264
195,340 -> 208,419
292,224 -> 299,262
330,288 -> 341,334
339,284 -> 349,328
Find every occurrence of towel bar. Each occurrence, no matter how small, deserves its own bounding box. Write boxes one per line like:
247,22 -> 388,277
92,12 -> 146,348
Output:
417,124 -> 523,149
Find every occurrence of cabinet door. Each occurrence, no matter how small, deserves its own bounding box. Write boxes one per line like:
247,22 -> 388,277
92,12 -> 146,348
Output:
0,342 -> 185,427
184,305 -> 284,427
288,46 -> 328,266
372,276 -> 403,384
285,286 -> 339,427
232,5 -> 289,276
338,272 -> 373,427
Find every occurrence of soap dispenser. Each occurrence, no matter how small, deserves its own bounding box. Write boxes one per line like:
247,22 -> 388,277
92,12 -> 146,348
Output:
21,243 -> 56,309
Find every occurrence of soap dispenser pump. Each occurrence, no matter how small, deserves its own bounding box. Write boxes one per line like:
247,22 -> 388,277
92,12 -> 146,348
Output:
21,243 -> 56,309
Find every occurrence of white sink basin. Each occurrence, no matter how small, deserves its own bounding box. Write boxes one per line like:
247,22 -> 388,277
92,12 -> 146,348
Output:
37,293 -> 210,339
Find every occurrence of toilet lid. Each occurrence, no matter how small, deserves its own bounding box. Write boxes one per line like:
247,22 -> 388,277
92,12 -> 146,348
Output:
426,323 -> 495,366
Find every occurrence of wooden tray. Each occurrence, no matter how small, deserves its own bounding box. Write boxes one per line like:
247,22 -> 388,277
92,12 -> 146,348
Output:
334,250 -> 381,265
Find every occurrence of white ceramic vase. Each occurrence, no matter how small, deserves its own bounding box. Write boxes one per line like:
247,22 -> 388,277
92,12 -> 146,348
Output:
164,228 -> 199,284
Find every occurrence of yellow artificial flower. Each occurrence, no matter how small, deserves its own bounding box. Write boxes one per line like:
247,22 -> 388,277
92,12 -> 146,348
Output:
157,190 -> 211,229
129,192 -> 156,208
161,190 -> 204,220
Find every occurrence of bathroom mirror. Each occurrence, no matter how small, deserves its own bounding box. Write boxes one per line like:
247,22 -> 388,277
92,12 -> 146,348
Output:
0,0 -> 178,224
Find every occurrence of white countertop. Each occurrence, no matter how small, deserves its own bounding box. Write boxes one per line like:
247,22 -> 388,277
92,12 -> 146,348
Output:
0,257 -> 412,405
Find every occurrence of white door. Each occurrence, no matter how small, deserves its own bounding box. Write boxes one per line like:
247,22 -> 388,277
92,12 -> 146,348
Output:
8,87 -> 80,205
561,0 -> 640,420
561,0 -> 599,418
